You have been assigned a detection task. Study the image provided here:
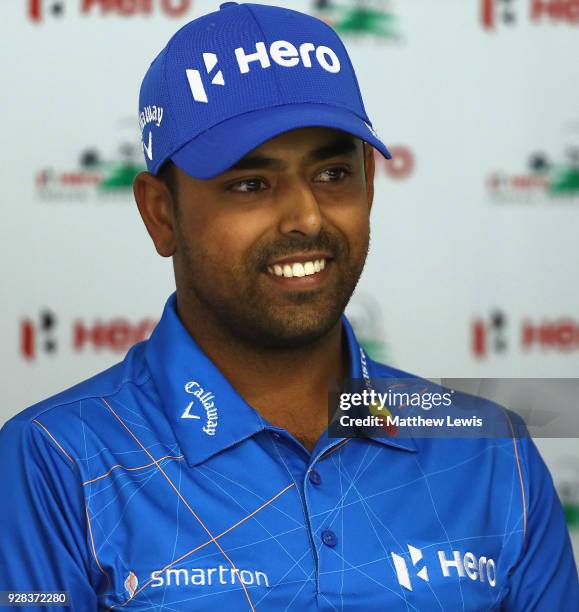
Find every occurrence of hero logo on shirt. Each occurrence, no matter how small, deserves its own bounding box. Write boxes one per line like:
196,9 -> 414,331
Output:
182,380 -> 219,435
186,40 -> 341,104
391,544 -> 429,590
391,545 -> 497,591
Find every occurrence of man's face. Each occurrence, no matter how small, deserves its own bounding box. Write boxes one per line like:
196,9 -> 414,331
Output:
169,127 -> 374,347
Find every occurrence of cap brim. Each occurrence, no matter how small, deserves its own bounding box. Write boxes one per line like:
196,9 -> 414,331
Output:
170,103 -> 391,179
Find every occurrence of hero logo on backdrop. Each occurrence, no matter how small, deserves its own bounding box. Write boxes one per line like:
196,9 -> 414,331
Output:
27,0 -> 192,23
311,0 -> 403,42
20,312 -> 156,360
391,545 -> 497,591
21,310 -> 59,360
472,310 -> 579,357
185,41 -> 341,105
35,119 -> 145,202
472,310 -> 509,357
486,145 -> 579,204
374,145 -> 415,181
481,0 -> 579,29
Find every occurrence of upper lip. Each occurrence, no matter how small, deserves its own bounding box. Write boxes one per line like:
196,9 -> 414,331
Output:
267,253 -> 333,267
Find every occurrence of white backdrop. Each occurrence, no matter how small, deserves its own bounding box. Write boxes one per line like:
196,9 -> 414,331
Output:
2,0 -> 578,558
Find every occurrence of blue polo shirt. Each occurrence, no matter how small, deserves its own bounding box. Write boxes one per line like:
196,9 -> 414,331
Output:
1,293 -> 577,611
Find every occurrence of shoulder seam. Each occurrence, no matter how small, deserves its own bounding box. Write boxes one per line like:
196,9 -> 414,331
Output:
32,418 -> 76,465
500,409 -> 529,575
21,371 -> 153,475
16,369 -> 153,425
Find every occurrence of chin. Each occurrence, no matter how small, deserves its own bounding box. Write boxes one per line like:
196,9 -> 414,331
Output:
242,304 -> 345,349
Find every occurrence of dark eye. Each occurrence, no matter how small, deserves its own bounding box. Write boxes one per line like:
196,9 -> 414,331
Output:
316,167 -> 351,182
228,178 -> 266,193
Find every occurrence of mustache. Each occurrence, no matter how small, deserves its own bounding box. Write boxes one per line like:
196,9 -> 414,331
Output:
252,230 -> 346,268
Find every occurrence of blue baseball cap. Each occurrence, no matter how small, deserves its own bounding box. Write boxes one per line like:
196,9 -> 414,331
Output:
138,1 -> 392,179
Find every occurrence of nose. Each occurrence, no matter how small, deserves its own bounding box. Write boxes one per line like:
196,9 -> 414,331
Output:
277,179 -> 323,238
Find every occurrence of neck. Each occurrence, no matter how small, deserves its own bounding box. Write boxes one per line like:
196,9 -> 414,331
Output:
175,292 -> 349,446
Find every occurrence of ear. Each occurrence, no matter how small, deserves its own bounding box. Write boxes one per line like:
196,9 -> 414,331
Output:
363,142 -> 375,213
133,171 -> 176,257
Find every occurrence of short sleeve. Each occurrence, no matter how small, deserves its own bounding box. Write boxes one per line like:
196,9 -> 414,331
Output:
503,434 -> 579,610
0,416 -> 98,611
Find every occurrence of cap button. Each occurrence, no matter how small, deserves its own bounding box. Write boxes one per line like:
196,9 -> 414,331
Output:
220,2 -> 239,8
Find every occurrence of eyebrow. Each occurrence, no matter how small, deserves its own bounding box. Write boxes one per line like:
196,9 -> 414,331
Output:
225,136 -> 359,172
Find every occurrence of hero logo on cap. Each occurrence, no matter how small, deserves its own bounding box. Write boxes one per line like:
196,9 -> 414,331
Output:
186,40 -> 340,104
186,53 -> 225,104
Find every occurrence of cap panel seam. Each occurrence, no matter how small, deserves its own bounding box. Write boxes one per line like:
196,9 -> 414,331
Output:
247,6 -> 369,123
321,21 -> 369,121
158,44 -> 179,174
244,3 -> 284,105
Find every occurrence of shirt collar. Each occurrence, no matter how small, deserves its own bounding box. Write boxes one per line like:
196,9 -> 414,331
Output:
145,293 -> 416,467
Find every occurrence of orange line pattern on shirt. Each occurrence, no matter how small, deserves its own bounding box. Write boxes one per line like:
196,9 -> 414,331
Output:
32,419 -> 74,463
31,418 -> 110,583
108,481 -> 295,609
320,438 -> 350,460
101,397 -> 257,611
86,505 -> 111,584
505,413 -> 527,541
82,454 -> 185,486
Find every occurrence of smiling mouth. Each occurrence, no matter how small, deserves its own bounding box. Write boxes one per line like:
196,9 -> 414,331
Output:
266,258 -> 328,279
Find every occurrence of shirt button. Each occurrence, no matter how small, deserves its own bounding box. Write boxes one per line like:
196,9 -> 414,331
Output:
321,529 -> 337,548
308,469 -> 322,485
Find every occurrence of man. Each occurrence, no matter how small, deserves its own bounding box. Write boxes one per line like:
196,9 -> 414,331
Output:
0,2 -> 577,610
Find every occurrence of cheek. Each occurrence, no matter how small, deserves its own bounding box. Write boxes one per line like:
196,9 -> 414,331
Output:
324,200 -> 370,254
178,207 -> 272,269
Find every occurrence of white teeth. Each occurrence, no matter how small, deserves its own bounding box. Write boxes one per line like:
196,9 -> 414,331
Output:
292,263 -> 305,277
268,259 -> 328,278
